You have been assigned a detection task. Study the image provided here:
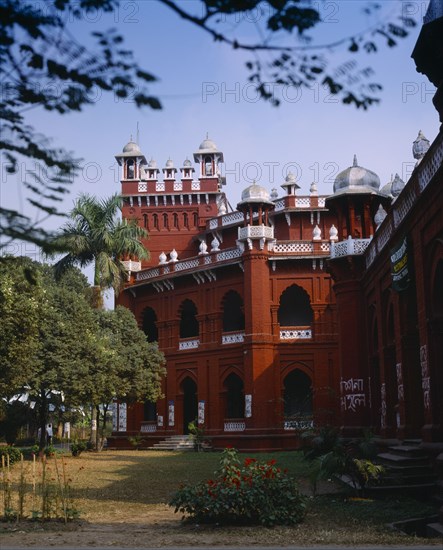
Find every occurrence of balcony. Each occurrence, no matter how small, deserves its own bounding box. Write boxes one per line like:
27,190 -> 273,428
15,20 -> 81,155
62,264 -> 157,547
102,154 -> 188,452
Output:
238,224 -> 274,241
140,422 -> 157,433
280,327 -> 312,340
222,331 -> 245,345
330,237 -> 371,259
224,420 -> 246,432
178,338 -> 200,351
284,417 -> 314,430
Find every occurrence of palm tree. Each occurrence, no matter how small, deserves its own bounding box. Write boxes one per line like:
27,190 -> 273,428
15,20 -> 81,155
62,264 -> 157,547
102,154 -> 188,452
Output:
52,193 -> 148,308
51,193 -> 149,447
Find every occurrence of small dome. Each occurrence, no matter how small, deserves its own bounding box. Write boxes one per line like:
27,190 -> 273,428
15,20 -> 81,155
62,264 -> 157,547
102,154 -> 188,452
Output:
374,204 -> 387,227
199,137 -> 218,151
380,175 -> 393,197
165,158 -> 174,168
148,158 -> 157,168
412,130 -> 430,160
333,155 -> 380,194
122,140 -> 141,154
183,158 -> 192,167
239,182 -> 272,204
391,173 -> 405,198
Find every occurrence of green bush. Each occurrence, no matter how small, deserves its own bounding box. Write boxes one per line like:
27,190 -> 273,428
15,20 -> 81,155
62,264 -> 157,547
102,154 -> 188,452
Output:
0,445 -> 22,465
70,441 -> 87,457
170,448 -> 306,526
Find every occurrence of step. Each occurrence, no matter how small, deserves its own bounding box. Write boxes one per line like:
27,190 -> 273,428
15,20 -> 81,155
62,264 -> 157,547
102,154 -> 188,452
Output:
387,445 -> 428,456
377,452 -> 430,464
426,522 -> 443,538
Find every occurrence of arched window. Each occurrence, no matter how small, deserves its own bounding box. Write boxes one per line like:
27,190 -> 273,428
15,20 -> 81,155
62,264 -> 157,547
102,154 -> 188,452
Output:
144,400 -> 157,422
204,155 -> 213,176
283,370 -> 312,419
222,291 -> 245,332
193,212 -> 198,227
224,373 -> 244,418
173,213 -> 179,229
127,159 -> 135,179
181,377 -> 198,433
153,214 -> 159,230
433,259 -> 443,317
183,213 -> 189,229
179,300 -> 199,338
142,307 -> 158,342
278,285 -> 313,326
143,214 -> 148,229
163,213 -> 169,229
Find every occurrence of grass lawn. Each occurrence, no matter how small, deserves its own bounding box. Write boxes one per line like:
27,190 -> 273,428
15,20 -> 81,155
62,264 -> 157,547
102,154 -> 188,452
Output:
1,449 -> 440,547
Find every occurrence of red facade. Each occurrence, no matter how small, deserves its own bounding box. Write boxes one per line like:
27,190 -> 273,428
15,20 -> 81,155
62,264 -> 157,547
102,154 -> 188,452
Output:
112,6 -> 443,451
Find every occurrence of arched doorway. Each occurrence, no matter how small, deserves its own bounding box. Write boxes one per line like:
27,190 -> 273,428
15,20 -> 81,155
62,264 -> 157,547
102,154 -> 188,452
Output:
224,373 -> 244,419
179,300 -> 199,338
278,285 -> 313,326
283,370 -> 313,423
142,307 -> 158,342
181,377 -> 197,434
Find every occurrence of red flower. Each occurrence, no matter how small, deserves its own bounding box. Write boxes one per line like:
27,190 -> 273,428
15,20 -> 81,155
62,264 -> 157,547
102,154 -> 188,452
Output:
267,459 -> 277,466
244,457 -> 257,466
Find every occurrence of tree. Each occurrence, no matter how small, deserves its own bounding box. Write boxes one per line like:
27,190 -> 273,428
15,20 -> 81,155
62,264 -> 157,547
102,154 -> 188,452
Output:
87,306 -> 166,449
2,1 -> 417,248
52,193 -> 148,307
0,259 -> 100,449
51,192 -> 149,446
0,0 -> 160,250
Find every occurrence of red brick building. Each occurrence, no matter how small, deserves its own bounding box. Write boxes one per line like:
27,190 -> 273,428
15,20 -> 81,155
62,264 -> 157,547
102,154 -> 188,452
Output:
113,3 -> 443,451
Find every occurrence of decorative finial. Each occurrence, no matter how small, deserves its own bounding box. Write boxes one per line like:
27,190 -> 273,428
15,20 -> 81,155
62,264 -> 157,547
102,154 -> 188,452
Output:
206,132 -> 209,139
130,134 -> 133,141
353,154 -> 358,167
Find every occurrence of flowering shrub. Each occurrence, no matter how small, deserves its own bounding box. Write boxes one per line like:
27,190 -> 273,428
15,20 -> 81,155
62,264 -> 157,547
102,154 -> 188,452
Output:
170,448 -> 306,526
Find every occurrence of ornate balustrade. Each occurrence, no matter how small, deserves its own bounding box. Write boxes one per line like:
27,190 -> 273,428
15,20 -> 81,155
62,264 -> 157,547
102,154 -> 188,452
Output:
238,224 -> 274,240
271,240 -> 330,255
280,327 -> 312,340
224,420 -> 246,432
221,332 -> 245,345
140,422 -> 157,433
178,338 -> 200,351
135,247 -> 242,282
122,260 -> 141,272
330,237 -> 371,259
284,418 -> 314,430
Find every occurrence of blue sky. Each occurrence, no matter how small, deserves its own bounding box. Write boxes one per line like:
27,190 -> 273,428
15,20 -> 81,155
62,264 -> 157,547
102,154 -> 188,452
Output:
1,0 -> 439,261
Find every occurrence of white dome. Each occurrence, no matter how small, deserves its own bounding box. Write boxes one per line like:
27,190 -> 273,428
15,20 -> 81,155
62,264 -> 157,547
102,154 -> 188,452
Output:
199,137 -> 217,151
238,182 -> 274,207
183,158 -> 192,167
333,155 -> 380,195
122,140 -> 141,154
391,173 -> 405,198
412,130 -> 430,160
165,158 -> 174,168
148,158 -> 157,168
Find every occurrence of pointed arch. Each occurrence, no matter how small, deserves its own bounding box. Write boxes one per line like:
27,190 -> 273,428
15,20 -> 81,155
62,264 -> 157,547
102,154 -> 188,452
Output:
221,290 -> 245,332
179,299 -> 199,338
283,369 -> 313,419
223,372 -> 244,419
278,284 -> 313,326
141,307 -> 158,343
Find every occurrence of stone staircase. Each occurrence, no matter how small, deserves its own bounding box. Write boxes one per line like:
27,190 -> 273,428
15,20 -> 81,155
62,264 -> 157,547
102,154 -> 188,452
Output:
150,435 -> 195,451
371,440 -> 437,497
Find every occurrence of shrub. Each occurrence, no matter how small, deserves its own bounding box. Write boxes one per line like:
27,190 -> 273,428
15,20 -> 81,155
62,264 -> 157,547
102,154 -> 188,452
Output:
170,448 -> 306,526
0,445 -> 22,465
70,441 -> 87,457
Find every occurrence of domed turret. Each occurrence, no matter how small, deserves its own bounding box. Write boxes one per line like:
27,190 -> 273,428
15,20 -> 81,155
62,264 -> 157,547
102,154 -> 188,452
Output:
412,130 -> 430,162
391,173 -> 405,198
122,140 -> 141,155
380,174 -> 394,197
238,182 -> 274,207
115,136 -> 146,180
193,134 -> 224,178
333,155 -> 380,195
281,171 -> 300,196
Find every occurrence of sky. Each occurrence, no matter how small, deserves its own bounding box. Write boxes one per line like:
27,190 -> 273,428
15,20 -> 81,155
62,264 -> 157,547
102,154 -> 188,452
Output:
1,0 -> 440,265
